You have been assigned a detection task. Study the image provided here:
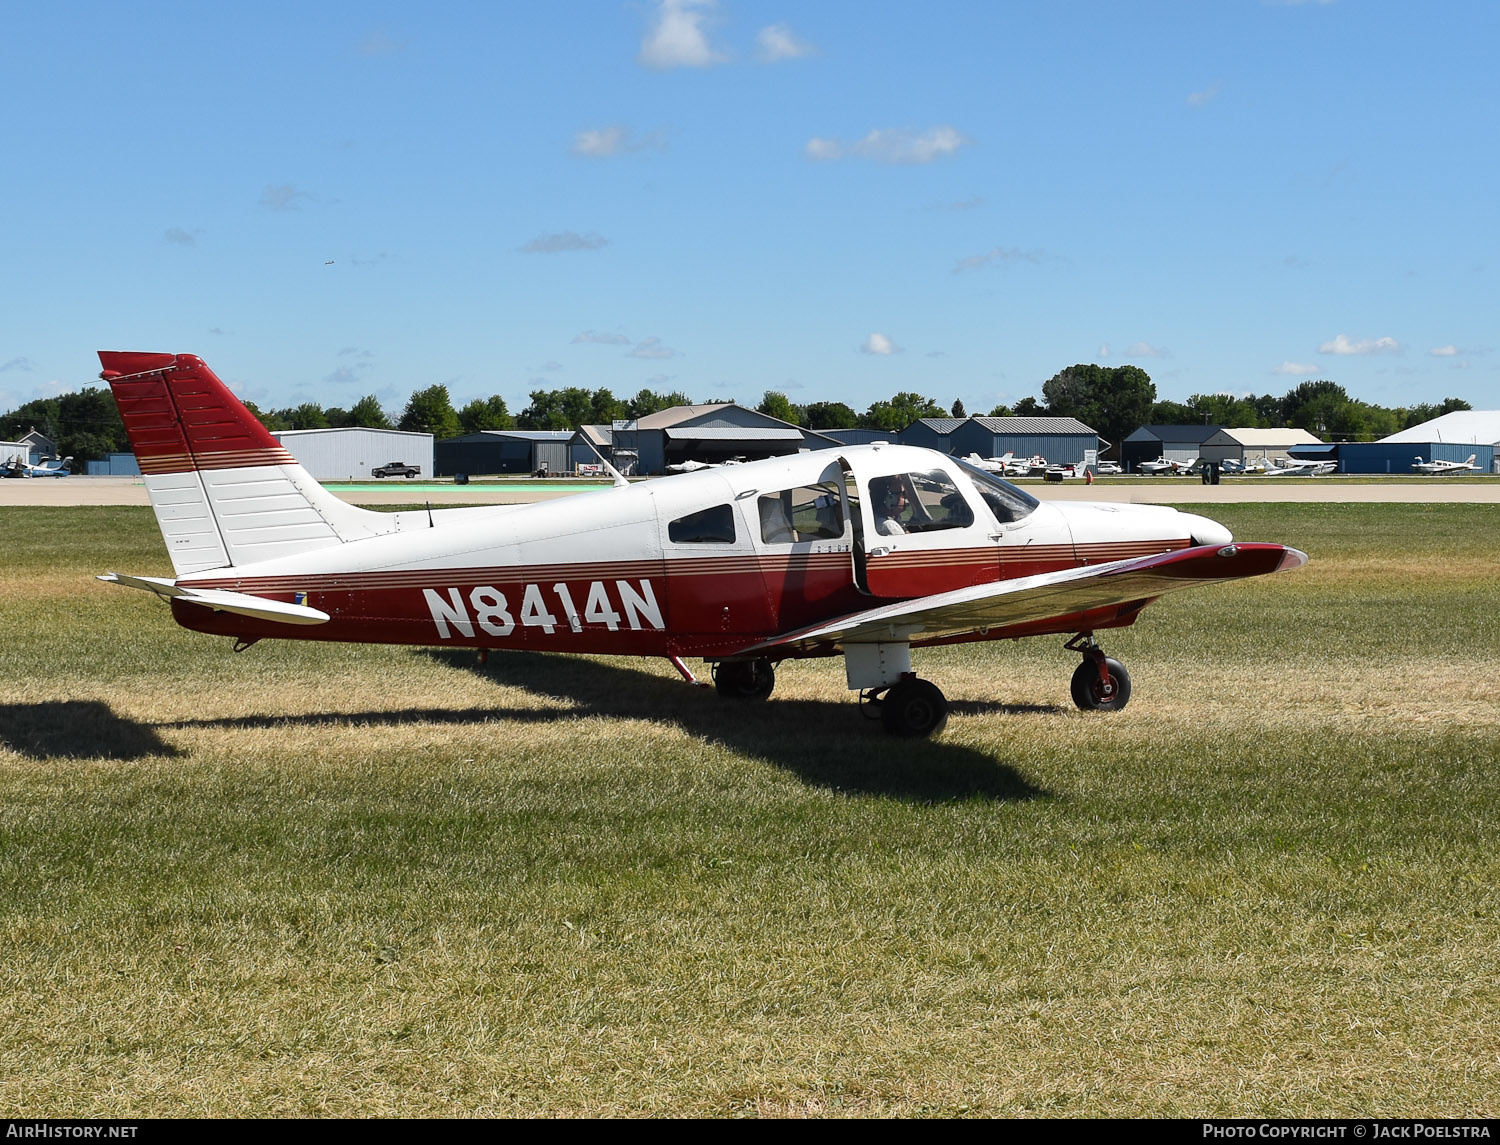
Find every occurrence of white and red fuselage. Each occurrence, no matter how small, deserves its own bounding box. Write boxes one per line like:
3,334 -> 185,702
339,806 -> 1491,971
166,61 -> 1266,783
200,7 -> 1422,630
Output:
96,352 -> 1301,698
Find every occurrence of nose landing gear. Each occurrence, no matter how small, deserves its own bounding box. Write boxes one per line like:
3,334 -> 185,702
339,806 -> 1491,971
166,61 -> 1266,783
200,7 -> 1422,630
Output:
1065,633 -> 1132,712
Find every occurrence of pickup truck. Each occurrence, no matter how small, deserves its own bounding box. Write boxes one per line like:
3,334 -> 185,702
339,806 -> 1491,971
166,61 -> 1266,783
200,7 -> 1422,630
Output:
371,461 -> 420,478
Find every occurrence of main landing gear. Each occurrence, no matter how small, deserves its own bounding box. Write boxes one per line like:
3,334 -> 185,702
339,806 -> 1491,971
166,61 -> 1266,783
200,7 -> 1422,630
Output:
712,657 -> 776,700
860,677 -> 949,738
1064,634 -> 1132,712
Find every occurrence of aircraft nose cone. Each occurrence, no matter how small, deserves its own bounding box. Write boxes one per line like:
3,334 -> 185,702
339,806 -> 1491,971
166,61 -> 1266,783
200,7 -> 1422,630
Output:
1180,512 -> 1233,547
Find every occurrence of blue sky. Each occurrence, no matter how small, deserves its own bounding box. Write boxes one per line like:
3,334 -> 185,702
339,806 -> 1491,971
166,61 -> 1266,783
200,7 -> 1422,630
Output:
2,0 -> 1495,418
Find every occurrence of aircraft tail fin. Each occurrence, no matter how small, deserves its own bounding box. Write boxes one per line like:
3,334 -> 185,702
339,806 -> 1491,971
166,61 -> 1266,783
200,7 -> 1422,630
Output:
98,351 -> 402,575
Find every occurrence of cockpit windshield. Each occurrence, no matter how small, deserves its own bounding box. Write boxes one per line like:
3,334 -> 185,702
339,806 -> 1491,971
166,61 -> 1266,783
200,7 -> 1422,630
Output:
953,457 -> 1040,524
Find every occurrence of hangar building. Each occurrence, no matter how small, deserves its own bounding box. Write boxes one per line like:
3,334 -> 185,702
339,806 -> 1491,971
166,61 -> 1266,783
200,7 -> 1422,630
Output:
612,404 -> 840,474
436,430 -> 574,477
272,427 -> 435,481
1317,411 -> 1500,474
1198,427 -> 1324,467
946,416 -> 1100,466
1122,425 -> 1222,472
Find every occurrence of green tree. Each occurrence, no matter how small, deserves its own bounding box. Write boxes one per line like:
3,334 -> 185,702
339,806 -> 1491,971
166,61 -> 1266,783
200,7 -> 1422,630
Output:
625,388 -> 692,419
756,390 -> 802,424
517,387 -> 622,430
243,401 -> 286,432
345,394 -> 392,429
951,399 -> 966,418
1041,364 -> 1156,450
859,392 -> 946,431
987,403 -> 1014,418
457,395 -> 515,433
803,401 -> 859,430
1148,400 -> 1196,425
1013,396 -> 1045,417
398,384 -> 462,438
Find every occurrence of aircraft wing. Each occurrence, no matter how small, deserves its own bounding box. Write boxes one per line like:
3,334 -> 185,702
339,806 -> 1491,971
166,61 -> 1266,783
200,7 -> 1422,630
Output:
98,572 -> 330,625
740,543 -> 1306,656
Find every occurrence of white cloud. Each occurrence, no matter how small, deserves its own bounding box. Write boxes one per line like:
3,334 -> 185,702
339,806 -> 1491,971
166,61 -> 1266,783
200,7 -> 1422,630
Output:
952,246 -> 1043,273
571,330 -> 631,345
860,333 -> 901,356
538,360 -> 563,372
1272,361 -> 1320,375
756,23 -> 816,62
628,337 -> 679,359
1123,341 -> 1171,359
1187,82 -> 1220,107
259,184 -> 310,211
1319,333 -> 1400,355
570,125 -> 666,157
164,226 -> 200,246
639,0 -> 727,70
806,126 -> 968,165
0,357 -> 37,373
519,231 -> 609,254
1429,345 -> 1458,356
1099,343 -> 1111,359
356,30 -> 404,57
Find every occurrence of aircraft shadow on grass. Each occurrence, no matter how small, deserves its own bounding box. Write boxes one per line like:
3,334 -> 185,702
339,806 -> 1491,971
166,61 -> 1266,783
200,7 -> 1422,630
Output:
152,650 -> 1051,802
0,700 -> 180,761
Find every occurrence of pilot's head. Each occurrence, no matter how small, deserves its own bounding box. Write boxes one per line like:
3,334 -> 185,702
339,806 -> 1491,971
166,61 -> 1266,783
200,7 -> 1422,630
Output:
874,476 -> 908,513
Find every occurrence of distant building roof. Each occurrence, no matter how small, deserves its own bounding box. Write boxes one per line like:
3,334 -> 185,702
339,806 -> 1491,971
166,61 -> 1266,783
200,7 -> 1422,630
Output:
1380,411 -> 1500,445
663,427 -> 806,442
1206,427 -> 1323,447
972,416 -> 1098,435
575,424 -> 613,446
1125,424 -> 1223,444
912,417 -> 968,435
444,429 -> 575,443
630,403 -> 739,430
273,426 -> 431,438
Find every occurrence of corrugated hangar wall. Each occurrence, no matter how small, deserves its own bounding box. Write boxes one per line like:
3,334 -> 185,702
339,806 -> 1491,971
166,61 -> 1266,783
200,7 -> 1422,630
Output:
272,429 -> 435,480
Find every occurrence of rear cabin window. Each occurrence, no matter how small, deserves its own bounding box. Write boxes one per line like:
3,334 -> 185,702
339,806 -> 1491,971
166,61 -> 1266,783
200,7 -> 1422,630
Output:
868,470 -> 976,535
757,482 -> 845,544
668,503 -> 736,544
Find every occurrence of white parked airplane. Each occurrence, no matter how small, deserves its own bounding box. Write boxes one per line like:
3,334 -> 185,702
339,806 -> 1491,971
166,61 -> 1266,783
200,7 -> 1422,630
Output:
1137,456 -> 1191,476
1265,457 -> 1337,476
1411,454 -> 1478,475
961,452 -> 1015,474
94,351 -> 1307,738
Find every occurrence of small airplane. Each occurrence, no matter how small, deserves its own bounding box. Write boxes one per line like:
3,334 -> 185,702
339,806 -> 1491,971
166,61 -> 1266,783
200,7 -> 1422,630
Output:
1265,457 -> 1337,476
665,458 -> 718,474
1218,458 -> 1266,476
1137,456 -> 1191,476
1411,453 -> 1478,475
94,351 -> 1307,737
3,454 -> 73,478
961,452 -> 1014,475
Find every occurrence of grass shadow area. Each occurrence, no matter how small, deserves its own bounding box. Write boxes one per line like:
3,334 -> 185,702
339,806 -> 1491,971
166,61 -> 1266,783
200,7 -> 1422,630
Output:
0,700 -> 181,761
368,648 -> 1051,803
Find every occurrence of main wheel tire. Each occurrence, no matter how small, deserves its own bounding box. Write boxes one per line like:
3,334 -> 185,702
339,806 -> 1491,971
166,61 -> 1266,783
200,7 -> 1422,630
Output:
880,678 -> 948,738
1070,657 -> 1132,712
713,658 -> 775,700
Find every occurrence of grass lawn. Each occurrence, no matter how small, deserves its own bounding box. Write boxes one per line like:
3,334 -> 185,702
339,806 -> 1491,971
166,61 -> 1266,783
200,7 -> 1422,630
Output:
0,504 -> 1496,1117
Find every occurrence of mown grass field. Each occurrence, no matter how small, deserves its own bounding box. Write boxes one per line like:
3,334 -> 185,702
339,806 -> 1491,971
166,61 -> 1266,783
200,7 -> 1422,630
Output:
1,504 -> 1497,1117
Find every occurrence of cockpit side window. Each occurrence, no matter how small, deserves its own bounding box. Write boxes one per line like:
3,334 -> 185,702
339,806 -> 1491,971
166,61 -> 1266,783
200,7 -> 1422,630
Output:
953,457 -> 1040,524
868,470 -> 976,534
757,481 -> 845,544
668,503 -> 736,544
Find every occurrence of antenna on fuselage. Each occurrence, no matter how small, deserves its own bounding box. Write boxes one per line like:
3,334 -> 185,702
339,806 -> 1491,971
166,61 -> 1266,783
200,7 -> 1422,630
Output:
582,435 -> 629,488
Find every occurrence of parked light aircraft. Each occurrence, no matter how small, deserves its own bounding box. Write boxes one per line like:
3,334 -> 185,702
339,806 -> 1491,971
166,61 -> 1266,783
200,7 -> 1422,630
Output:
1412,454 -> 1478,475
1265,457 -> 1337,476
961,452 -> 1014,474
2,455 -> 73,478
1137,456 -> 1191,476
94,352 -> 1307,737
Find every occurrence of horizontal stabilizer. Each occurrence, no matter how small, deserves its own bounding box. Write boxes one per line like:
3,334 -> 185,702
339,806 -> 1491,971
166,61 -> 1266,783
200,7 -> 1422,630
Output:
98,572 -> 329,625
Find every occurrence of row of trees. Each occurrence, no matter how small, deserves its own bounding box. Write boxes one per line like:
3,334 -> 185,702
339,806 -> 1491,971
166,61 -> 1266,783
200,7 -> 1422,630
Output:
3,370 -> 1473,466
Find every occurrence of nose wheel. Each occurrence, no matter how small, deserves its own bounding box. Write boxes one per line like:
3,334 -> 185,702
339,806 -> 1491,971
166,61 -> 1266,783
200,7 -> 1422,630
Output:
1065,635 -> 1132,712
871,676 -> 949,738
712,658 -> 776,700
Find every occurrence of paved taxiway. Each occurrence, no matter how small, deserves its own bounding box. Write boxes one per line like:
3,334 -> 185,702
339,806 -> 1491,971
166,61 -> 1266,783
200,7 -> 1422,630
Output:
5,474 -> 1498,508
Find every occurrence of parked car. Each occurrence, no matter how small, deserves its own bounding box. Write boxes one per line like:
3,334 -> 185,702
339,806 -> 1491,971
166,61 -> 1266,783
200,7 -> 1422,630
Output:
371,461 -> 420,478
